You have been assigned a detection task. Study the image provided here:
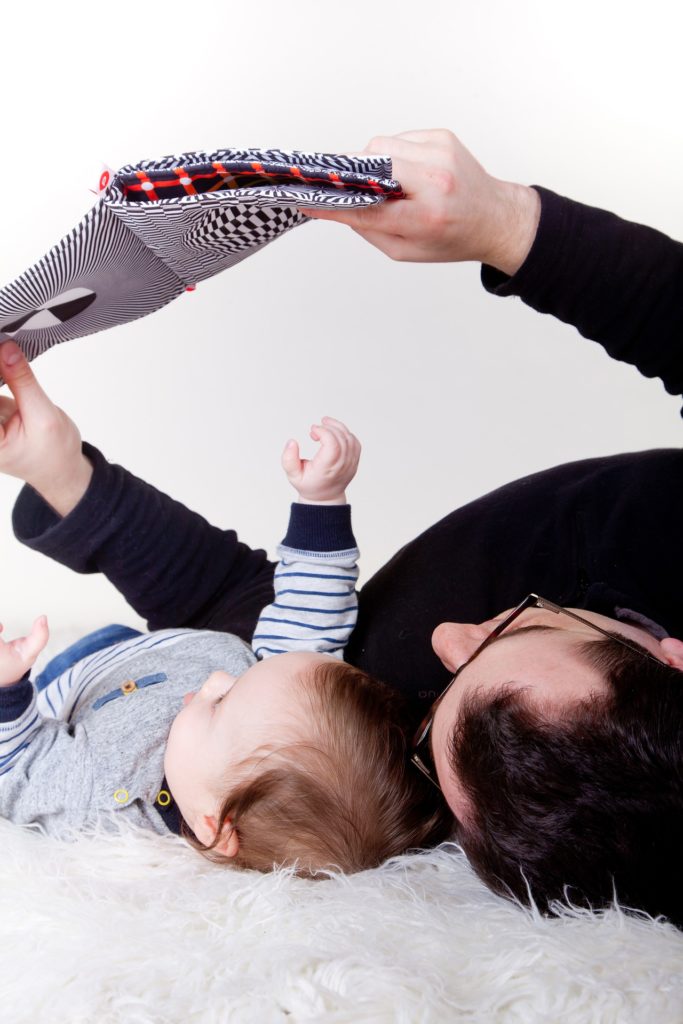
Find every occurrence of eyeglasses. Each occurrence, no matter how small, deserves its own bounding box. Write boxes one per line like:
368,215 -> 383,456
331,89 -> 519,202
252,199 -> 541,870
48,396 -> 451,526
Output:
410,593 -> 663,790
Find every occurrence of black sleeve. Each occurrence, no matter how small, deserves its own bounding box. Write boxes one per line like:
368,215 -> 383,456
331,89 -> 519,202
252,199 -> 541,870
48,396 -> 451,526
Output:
12,443 -> 275,641
481,187 -> 683,407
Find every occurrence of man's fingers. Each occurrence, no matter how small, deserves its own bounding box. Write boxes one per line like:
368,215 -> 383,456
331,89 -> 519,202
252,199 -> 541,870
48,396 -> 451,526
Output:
0,342 -> 51,416
362,134 -> 445,164
302,206 -> 378,226
0,395 -> 17,420
394,128 -> 455,146
362,135 -> 420,158
305,200 -> 410,238
0,396 -> 18,443
352,227 -> 412,261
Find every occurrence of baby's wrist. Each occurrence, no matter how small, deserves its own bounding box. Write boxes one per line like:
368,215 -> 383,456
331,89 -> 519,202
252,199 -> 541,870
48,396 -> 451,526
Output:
0,669 -> 31,689
296,491 -> 347,506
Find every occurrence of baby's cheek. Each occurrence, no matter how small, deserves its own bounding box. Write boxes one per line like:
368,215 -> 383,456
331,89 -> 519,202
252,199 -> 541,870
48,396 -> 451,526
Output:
165,710 -> 188,763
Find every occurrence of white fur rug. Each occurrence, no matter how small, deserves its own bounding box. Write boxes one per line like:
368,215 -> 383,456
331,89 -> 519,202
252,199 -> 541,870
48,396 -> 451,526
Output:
1,633 -> 681,1023
1,823 -> 682,1023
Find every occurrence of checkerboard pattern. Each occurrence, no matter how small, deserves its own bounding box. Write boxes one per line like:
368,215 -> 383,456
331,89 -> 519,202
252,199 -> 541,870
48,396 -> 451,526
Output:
185,206 -> 302,254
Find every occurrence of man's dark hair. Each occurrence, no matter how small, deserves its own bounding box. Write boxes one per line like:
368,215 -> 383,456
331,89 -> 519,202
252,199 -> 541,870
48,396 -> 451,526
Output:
450,635 -> 683,925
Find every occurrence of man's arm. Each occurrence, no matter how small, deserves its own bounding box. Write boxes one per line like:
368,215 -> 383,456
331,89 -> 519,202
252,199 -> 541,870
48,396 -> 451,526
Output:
480,187 -> 683,401
13,441 -> 275,639
253,417 -> 361,660
0,343 -> 275,640
305,129 -> 683,401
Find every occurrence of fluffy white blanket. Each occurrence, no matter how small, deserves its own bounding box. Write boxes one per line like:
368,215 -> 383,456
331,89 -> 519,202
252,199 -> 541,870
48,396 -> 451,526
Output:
2,637 -> 682,1022
2,824 -> 683,1022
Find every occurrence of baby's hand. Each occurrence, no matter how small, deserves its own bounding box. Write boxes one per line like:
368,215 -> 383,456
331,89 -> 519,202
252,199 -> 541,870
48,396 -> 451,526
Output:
0,616 -> 49,687
282,416 -> 361,504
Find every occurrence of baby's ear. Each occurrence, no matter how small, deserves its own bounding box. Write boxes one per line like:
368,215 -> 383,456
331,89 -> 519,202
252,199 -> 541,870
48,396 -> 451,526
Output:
659,637 -> 683,671
200,815 -> 240,858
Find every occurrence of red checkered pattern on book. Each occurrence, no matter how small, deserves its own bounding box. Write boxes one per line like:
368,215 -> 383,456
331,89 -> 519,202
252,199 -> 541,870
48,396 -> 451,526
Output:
123,161 -> 403,202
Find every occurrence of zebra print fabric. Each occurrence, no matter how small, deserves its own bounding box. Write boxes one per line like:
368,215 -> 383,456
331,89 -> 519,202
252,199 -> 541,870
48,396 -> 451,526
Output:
0,148 -> 401,368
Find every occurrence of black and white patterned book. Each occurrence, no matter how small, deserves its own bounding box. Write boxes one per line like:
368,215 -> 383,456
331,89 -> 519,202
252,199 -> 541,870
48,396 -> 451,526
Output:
0,147 -> 401,367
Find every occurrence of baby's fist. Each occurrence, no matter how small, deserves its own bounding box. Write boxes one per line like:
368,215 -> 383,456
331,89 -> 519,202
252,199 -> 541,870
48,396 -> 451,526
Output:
0,616 -> 49,687
282,416 -> 361,504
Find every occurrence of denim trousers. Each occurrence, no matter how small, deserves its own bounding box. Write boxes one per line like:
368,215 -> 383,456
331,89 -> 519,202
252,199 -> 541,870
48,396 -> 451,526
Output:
34,624 -> 143,692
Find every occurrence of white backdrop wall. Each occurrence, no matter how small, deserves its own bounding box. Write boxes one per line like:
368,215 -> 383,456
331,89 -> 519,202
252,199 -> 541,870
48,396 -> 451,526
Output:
1,0 -> 681,635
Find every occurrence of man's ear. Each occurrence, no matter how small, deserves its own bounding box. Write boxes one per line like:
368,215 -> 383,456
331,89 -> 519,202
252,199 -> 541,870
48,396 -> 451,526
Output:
659,637 -> 683,671
199,815 -> 240,858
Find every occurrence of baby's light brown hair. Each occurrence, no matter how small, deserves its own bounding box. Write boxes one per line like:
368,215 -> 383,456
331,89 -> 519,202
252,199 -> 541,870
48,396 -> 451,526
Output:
184,660 -> 453,874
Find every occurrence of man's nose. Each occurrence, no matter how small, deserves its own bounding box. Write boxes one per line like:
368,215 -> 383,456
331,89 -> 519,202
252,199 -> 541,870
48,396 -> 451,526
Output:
431,622 -> 488,673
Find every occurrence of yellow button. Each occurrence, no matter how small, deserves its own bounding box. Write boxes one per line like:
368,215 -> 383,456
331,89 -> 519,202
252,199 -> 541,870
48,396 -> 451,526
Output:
121,680 -> 137,695
156,789 -> 171,807
113,789 -> 129,804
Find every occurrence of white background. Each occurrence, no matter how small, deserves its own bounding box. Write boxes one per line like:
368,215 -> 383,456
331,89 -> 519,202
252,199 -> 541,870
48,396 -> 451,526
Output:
1,0 -> 681,635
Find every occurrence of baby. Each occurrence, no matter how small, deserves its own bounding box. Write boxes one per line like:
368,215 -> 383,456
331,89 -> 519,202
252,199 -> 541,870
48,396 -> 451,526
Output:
0,342 -> 451,874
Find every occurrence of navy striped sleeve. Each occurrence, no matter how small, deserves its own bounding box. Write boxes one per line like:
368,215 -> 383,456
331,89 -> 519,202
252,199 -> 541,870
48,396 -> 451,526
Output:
0,673 -> 33,722
252,503 -> 359,661
281,502 -> 355,553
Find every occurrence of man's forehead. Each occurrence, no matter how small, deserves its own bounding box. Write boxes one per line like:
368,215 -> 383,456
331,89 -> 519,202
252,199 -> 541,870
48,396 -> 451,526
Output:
464,624 -> 597,679
434,623 -> 600,726
455,623 -> 567,675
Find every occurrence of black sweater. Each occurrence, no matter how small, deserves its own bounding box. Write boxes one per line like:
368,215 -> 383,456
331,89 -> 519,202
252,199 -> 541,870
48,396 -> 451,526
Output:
13,188 -> 683,722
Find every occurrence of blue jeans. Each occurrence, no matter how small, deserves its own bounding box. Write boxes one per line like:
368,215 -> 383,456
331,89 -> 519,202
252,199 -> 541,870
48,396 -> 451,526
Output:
34,624 -> 143,692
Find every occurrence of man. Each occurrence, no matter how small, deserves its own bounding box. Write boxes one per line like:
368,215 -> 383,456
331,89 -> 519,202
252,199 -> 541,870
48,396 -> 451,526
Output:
310,129 -> 683,924
3,129 -> 682,923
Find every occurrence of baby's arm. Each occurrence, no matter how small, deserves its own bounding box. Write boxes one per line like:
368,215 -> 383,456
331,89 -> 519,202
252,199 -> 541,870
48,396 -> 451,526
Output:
0,618 -> 119,836
0,617 -> 70,823
252,417 -> 361,660
0,618 -> 50,785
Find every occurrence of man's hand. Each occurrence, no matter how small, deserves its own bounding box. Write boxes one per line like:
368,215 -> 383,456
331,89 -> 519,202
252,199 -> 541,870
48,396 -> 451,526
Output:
303,129 -> 541,276
0,341 -> 93,515
282,416 -> 361,505
0,616 -> 49,687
